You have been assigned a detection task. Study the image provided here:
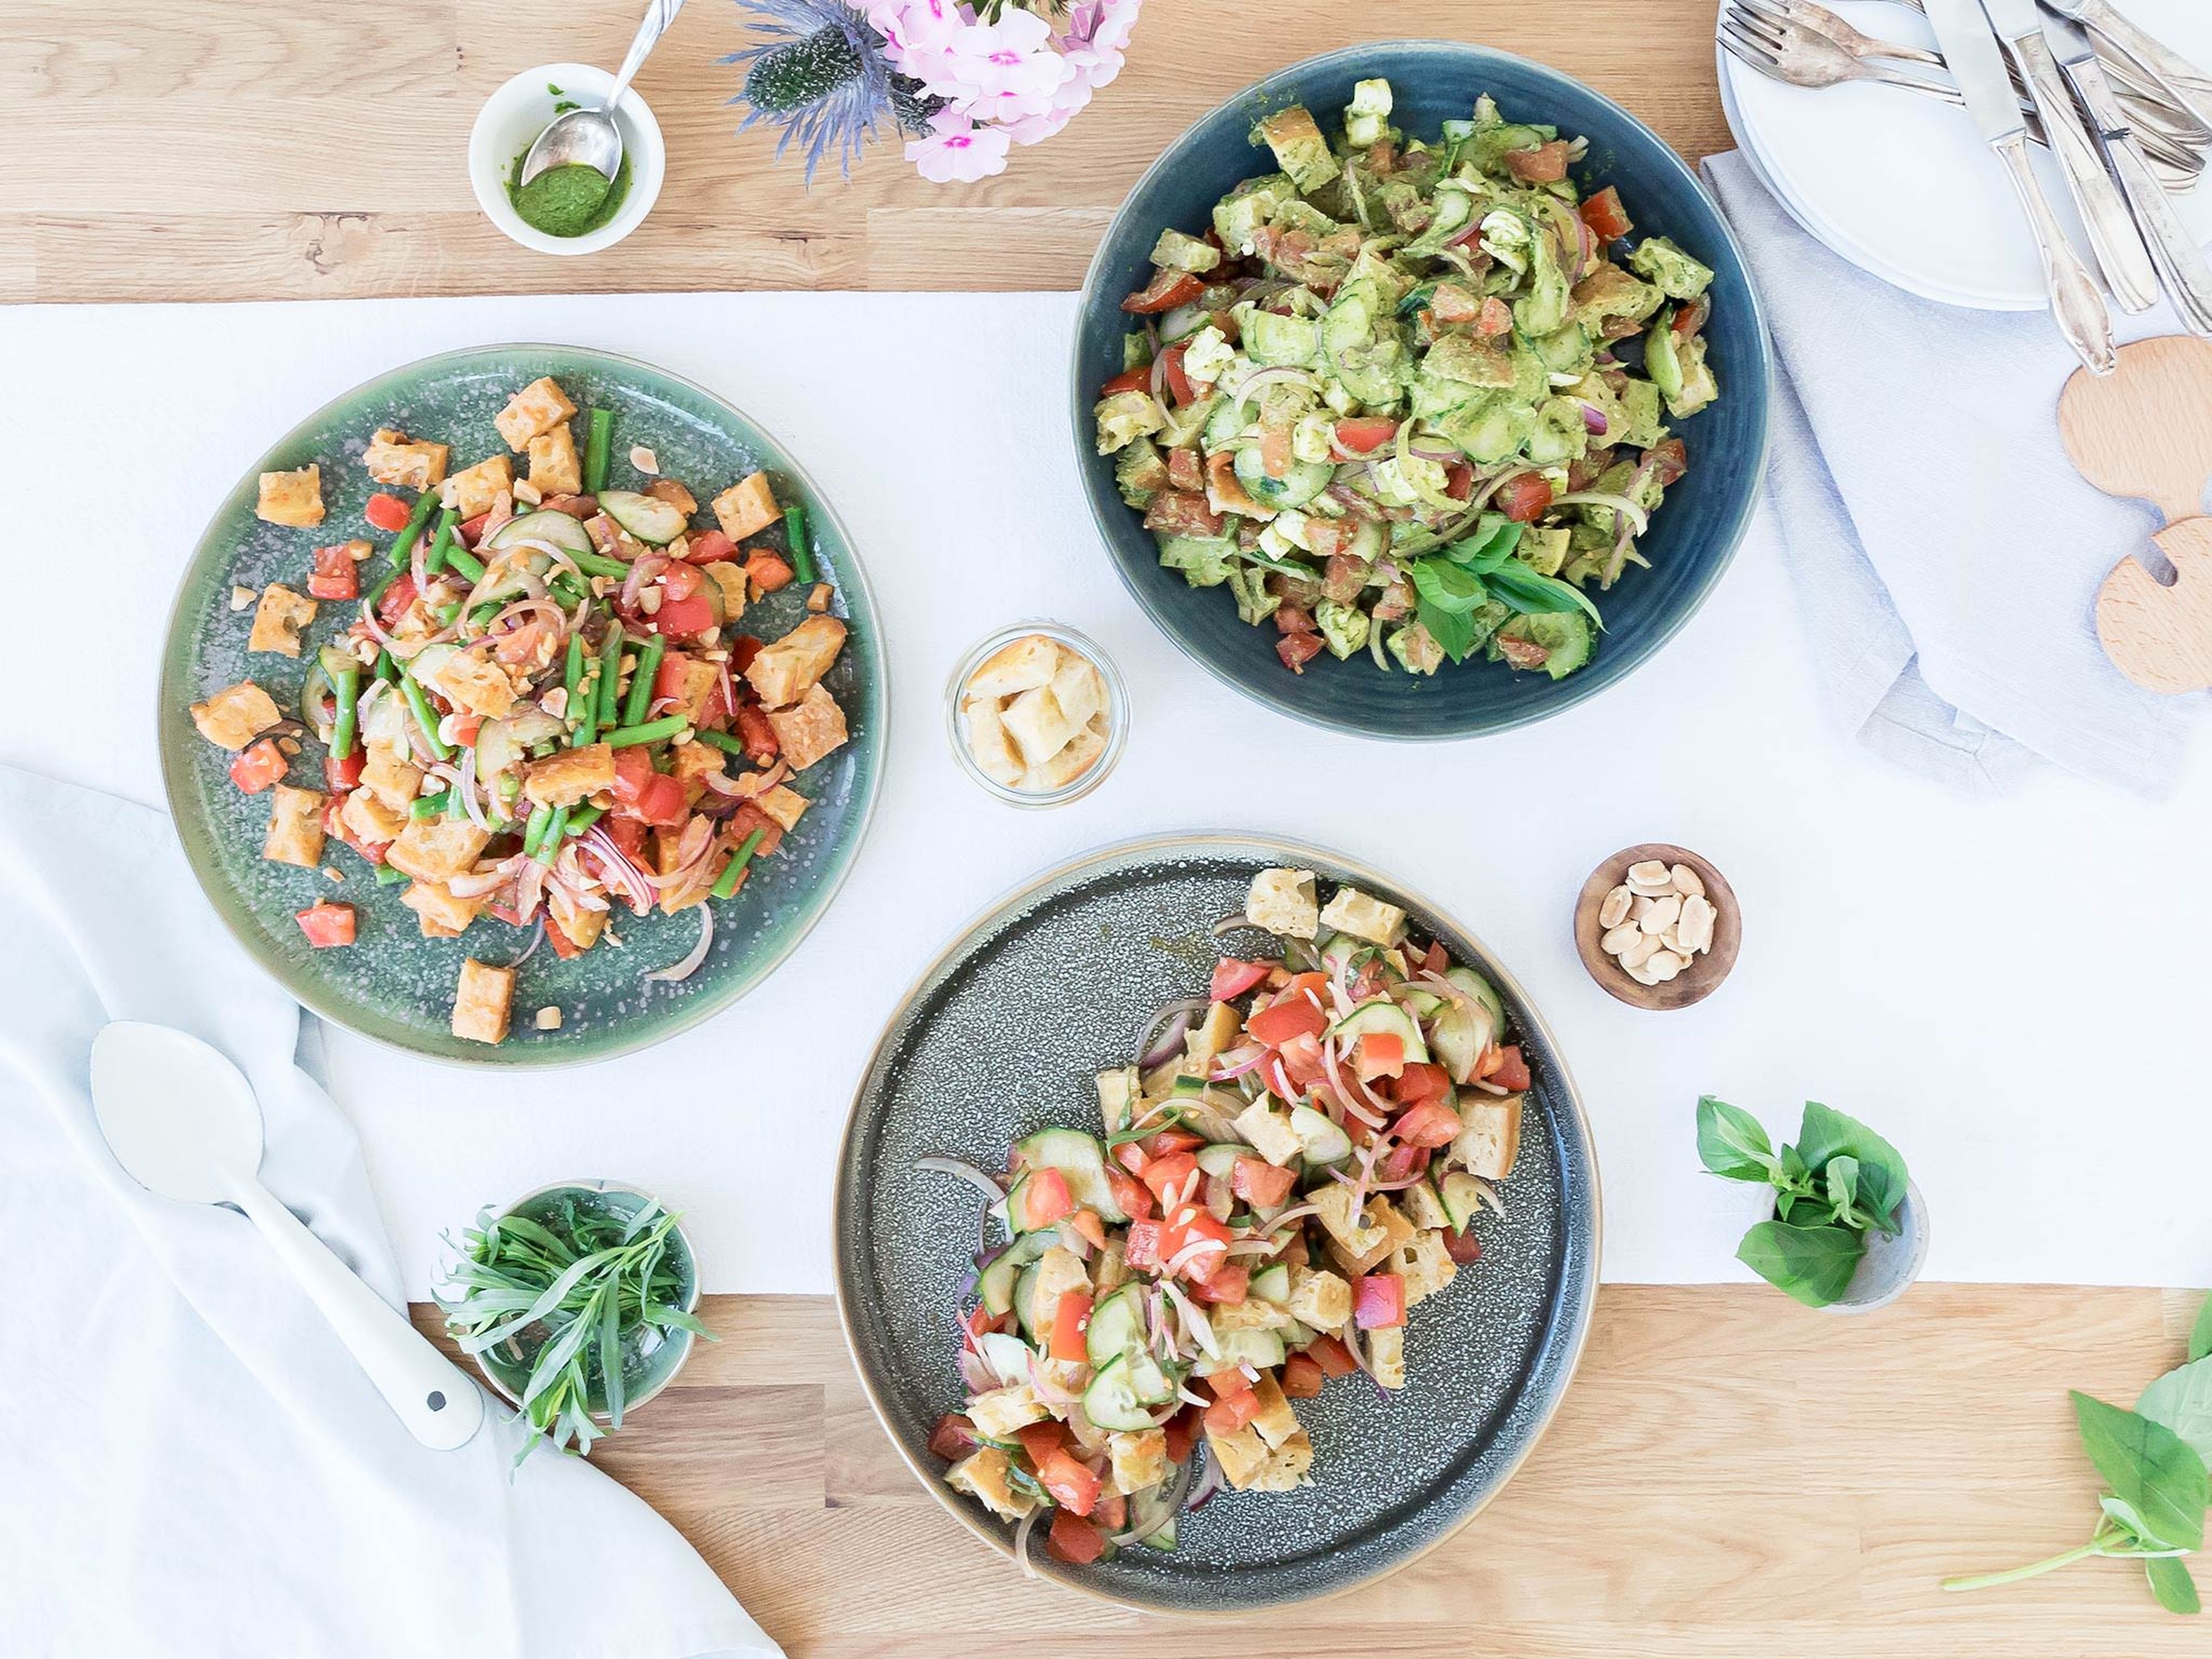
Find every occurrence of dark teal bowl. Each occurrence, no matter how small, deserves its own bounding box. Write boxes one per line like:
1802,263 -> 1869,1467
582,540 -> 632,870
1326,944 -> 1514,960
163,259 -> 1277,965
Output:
1070,41 -> 1772,741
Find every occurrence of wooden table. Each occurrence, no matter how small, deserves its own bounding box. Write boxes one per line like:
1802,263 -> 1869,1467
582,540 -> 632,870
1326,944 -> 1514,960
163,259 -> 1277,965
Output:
12,2 -> 2205,1649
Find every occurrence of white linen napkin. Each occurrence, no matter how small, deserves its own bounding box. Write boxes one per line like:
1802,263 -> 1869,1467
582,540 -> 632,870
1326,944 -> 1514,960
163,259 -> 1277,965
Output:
1703,150 -> 2203,796
0,766 -> 778,1659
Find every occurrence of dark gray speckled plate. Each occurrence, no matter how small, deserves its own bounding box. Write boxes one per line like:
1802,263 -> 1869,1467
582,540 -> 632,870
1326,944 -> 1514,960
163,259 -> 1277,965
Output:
157,344 -> 885,1067
834,832 -> 1601,1612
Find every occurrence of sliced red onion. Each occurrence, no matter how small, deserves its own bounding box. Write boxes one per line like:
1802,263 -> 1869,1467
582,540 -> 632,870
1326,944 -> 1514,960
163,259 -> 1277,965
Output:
1325,483 -> 1382,520
1186,1451 -> 1225,1512
448,854 -> 525,899
916,1156 -> 1006,1202
1012,1506 -> 1042,1580
488,920 -> 544,971
1581,402 -> 1609,436
357,597 -> 401,653
1229,363 -> 1318,410
643,904 -> 714,983
1026,1351 -> 1081,1407
1261,1202 -> 1320,1233
1404,437 -> 1461,464
1137,999 -> 1206,1070
1551,490 -> 1650,535
957,1347 -> 994,1393
1207,1045 -> 1266,1082
453,743 -> 494,834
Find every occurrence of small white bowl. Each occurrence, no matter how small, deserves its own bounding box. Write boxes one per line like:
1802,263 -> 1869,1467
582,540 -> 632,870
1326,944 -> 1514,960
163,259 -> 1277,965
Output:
468,62 -> 664,256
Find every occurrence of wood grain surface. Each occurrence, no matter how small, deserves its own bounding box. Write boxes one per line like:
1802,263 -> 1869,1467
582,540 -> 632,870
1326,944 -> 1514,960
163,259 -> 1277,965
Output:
0,1 -> 1734,304
415,1287 -> 2209,1656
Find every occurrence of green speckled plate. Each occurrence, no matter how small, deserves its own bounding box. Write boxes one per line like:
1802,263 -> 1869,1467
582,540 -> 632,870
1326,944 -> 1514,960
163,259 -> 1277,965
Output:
157,344 -> 885,1067
835,832 -> 1600,1612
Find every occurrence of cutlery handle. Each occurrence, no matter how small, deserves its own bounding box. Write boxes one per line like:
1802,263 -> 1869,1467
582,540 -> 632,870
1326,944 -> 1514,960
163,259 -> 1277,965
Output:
2072,0 -> 2212,134
231,1178 -> 486,1451
1990,130 -> 2116,375
2105,135 -> 2212,336
2009,34 -> 2159,314
607,0 -> 687,109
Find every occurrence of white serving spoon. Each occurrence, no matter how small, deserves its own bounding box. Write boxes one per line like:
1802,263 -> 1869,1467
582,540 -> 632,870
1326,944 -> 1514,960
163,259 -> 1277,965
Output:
89,1021 -> 484,1452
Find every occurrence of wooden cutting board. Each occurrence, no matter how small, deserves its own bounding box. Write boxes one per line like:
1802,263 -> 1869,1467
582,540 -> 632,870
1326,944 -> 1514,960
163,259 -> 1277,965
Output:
2058,335 -> 2212,694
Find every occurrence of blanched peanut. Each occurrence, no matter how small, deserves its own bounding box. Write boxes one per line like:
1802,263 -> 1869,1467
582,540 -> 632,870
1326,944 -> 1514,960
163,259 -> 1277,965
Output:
1599,885 -> 1634,929
1639,894 -> 1681,935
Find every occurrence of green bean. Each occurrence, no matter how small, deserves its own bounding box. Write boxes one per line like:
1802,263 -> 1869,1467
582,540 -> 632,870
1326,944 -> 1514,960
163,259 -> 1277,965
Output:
623,633 -> 665,726
521,803 -> 553,859
570,548 -> 631,580
584,408 -> 614,494
409,790 -> 451,821
374,649 -> 398,685
692,729 -> 747,757
711,827 -> 766,900
388,490 -> 441,568
423,507 -> 460,575
601,714 -> 685,748
329,660 -> 362,762
783,502 -> 816,585
468,603 -> 498,630
565,804 -> 604,837
561,632 -> 586,741
376,863 -> 409,887
445,542 -> 487,585
536,805 -> 569,863
397,666 -> 453,762
435,603 -> 461,627
550,573 -> 589,608
597,627 -> 626,732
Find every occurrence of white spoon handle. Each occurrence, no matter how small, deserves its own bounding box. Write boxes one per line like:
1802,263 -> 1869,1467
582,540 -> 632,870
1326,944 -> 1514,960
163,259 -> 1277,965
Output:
230,1179 -> 485,1451
607,0 -> 687,109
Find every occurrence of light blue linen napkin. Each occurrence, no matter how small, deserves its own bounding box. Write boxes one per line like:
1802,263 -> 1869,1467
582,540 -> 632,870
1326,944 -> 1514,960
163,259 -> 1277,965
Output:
1703,150 -> 2202,796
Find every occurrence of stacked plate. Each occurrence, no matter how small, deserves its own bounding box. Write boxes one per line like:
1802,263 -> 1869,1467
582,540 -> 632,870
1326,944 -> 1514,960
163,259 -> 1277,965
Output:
1718,0 -> 2212,308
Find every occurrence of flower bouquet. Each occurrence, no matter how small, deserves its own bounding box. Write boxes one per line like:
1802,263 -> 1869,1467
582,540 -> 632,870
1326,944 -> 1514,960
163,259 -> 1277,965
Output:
729,0 -> 1142,182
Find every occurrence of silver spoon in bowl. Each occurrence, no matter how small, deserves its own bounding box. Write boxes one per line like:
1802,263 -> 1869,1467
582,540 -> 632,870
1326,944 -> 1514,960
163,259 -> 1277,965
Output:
520,0 -> 688,189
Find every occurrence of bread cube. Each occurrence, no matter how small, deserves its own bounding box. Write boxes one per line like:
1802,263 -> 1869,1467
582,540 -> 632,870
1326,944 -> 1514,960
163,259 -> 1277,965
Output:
669,738 -> 726,799
963,696 -> 1025,788
440,454 -> 514,517
1319,885 -> 1406,946
1393,1228 -> 1458,1307
450,957 -> 514,1046
521,743 -> 615,809
1400,1180 -> 1451,1233
256,465 -> 324,527
1205,1422 -> 1271,1490
1285,1266 -> 1351,1330
262,785 -> 327,868
700,562 -> 747,625
1108,1429 -> 1168,1495
1327,1198 -> 1416,1278
1246,867 -> 1319,938
400,878 -> 481,938
1020,722 -> 1104,793
1246,1374 -> 1302,1449
1234,1101 -> 1304,1167
190,680 -> 280,750
765,683 -> 848,772
665,657 -> 720,726
966,634 -> 1060,699
1366,1324 -> 1405,1389
1048,652 -> 1105,730
1312,1184 -> 1389,1259
247,584 -> 317,657
494,377 -> 578,452
1210,1296 -> 1291,1334
945,1445 -> 1036,1521
645,476 -> 699,516
743,616 -> 846,709
964,1382 -> 1048,1440
339,786 -> 407,847
999,685 -> 1074,768
425,650 -> 517,720
385,816 -> 490,883
363,428 -> 449,491
1455,1094 -> 1523,1180
710,471 -> 782,541
360,748 -> 423,814
1247,1430 -> 1315,1491
754,783 -> 812,832
527,423 -> 581,497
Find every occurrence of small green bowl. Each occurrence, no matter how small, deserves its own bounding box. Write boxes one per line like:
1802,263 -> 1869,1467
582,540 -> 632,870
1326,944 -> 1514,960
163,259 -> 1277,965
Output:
468,1180 -> 702,1421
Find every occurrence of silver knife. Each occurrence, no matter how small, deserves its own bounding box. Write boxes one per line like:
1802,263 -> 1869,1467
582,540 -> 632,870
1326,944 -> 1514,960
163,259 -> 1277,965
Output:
2043,0 -> 2212,138
1980,0 -> 2158,313
1922,0 -> 2114,373
2045,10 -> 2212,336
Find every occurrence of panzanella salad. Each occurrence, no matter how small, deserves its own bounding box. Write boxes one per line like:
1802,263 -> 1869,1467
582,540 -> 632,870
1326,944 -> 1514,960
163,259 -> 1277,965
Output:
1093,80 -> 1719,680
922,868 -> 1528,1569
190,375 -> 847,1045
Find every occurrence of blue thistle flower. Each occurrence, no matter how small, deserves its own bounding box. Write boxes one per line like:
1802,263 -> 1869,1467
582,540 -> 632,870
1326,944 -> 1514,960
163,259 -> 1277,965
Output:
725,0 -> 939,183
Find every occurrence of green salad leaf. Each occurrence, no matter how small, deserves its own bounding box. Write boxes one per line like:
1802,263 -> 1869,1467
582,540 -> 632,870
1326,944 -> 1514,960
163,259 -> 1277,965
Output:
2071,1392 -> 2207,1552
1694,1095 -> 1774,1182
1736,1220 -> 1862,1308
1484,559 -> 1605,628
1794,1101 -> 1908,1231
2141,1356 -> 2212,1469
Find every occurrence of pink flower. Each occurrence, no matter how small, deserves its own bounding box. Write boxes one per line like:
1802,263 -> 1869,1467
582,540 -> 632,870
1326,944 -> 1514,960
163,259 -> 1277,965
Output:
867,0 -> 963,54
906,112 -> 1012,183
918,9 -> 1073,110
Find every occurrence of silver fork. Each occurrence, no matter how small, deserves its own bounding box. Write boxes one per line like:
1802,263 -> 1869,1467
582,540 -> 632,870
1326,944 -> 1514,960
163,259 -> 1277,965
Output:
1719,6 -> 2203,186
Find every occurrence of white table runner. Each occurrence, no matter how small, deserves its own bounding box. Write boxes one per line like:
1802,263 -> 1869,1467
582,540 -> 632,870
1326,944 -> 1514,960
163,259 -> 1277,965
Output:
3,290 -> 2207,1295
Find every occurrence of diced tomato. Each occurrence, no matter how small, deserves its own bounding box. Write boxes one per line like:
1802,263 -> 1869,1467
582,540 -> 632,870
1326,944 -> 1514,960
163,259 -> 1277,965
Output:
1672,295 -> 1711,340
1395,1100 -> 1463,1149
1162,1210 -> 1233,1282
1113,1140 -> 1148,1176
1276,632 -> 1327,675
1202,1369 -> 1253,1402
1138,1152 -> 1200,1207
1123,1219 -> 1164,1271
293,901 -> 355,948
1306,1334 -> 1359,1379
927,1413 -> 976,1461
1491,1045 -> 1531,1092
652,594 -> 715,638
1396,1062 -> 1449,1105
458,511 -> 490,548
1354,1271 -> 1407,1330
604,814 -> 647,862
1163,1405 -> 1201,1465
1069,1207 -> 1108,1250
1035,1448 -> 1101,1517
611,748 -> 688,827
746,551 -> 795,594
1192,1264 -> 1248,1305
1015,1420 -> 1068,1467
1355,1031 -> 1405,1081
1017,1165 -> 1073,1230
1160,342 -> 1195,406
1107,1167 -> 1154,1221
323,752 -> 364,791
1122,268 -> 1205,315
363,493 -> 412,532
1048,1290 -> 1092,1363
1444,460 -> 1476,502
1100,364 -> 1151,396
1504,139 -> 1569,183
723,707 -> 774,768
376,573 -> 417,626
543,493 -> 598,518
1380,1145 -> 1432,1187
1495,472 -> 1555,523
1047,1509 -> 1106,1565
684,528 -> 740,565
228,738 -> 287,794
653,652 -> 690,707
545,918 -> 587,960
1230,1157 -> 1295,1209
1203,1389 -> 1263,1437
1420,940 -> 1450,976
308,543 -> 360,601
1247,994 -> 1327,1048
1209,958 -> 1270,1003
1145,1129 -> 1205,1158
1094,1493 -> 1127,1532
657,562 -> 702,603
1443,1226 -> 1484,1265
1280,1354 -> 1326,1399
1579,184 -> 1633,242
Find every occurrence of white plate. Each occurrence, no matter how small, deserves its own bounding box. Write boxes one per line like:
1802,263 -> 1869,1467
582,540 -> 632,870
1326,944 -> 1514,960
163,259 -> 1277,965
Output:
1718,0 -> 2212,309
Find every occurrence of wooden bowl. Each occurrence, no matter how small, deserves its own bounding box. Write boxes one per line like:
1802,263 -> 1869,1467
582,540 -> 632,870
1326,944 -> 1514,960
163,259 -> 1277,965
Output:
1573,843 -> 1741,1010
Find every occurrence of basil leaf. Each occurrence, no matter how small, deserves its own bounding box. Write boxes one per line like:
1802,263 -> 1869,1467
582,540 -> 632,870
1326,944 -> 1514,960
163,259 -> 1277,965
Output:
2139,1355 -> 2212,1469
1825,1154 -> 1860,1224
2192,1293 -> 2211,1364
2071,1391 -> 2209,1551
1409,555 -> 1489,614
1695,1095 -> 1774,1181
1484,559 -> 1604,627
1444,513 -> 1521,571
1796,1101 -> 1910,1232
1417,597 -> 1477,662
2146,1556 -> 2202,1616
1737,1221 -> 1863,1308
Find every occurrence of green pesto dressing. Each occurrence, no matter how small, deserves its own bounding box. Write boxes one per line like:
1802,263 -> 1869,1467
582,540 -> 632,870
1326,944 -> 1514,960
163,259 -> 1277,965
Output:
507,147 -> 631,238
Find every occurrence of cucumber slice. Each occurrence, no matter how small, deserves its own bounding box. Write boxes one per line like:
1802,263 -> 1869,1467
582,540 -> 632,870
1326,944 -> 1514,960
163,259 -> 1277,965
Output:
1438,1171 -> 1484,1233
1203,394 -> 1253,448
1249,1263 -> 1290,1304
1084,1356 -> 1161,1432
979,1232 -> 1052,1317
1141,1518 -> 1178,1551
1329,998 -> 1431,1063
1014,1128 -> 1130,1224
1233,447 -> 1331,509
976,1331 -> 1032,1388
1085,1282 -> 1147,1368
1013,1263 -> 1045,1339
1317,933 -> 1370,980
486,509 -> 594,557
1448,967 -> 1506,1034
1194,1143 -> 1244,1179
594,488 -> 687,546
1429,999 -> 1487,1086
1194,1328 -> 1285,1376
1289,1104 -> 1352,1165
